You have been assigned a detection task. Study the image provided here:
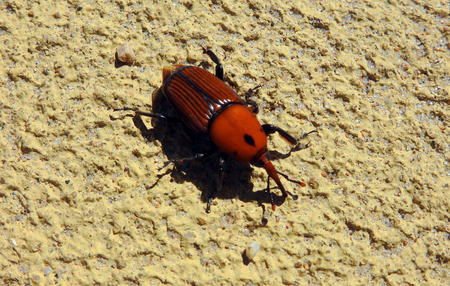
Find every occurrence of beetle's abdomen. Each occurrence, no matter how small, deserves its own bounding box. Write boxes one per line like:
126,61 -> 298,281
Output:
163,66 -> 242,133
209,104 -> 267,162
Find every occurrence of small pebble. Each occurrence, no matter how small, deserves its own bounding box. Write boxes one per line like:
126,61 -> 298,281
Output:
308,177 -> 319,189
245,241 -> 259,261
116,43 -> 135,64
197,217 -> 206,225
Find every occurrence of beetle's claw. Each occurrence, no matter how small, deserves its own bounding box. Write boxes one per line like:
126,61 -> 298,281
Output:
289,193 -> 299,200
261,204 -> 269,225
282,189 -> 298,201
299,129 -> 318,141
292,141 -> 310,152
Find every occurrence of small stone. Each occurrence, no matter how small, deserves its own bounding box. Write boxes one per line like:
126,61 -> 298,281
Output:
116,259 -> 126,269
308,177 -> 319,189
31,274 -> 41,283
116,43 -> 135,64
244,241 -> 259,261
197,217 -> 206,225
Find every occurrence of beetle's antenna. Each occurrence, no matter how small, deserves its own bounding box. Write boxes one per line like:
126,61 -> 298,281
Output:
277,171 -> 306,188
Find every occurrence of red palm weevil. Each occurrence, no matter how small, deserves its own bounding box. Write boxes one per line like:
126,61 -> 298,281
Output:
114,48 -> 316,214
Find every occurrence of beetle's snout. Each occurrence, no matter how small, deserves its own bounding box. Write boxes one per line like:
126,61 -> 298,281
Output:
257,152 -> 286,195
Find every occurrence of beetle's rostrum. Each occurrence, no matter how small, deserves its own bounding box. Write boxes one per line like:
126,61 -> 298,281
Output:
114,48 -> 316,216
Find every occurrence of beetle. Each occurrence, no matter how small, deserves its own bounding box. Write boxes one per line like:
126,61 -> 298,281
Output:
114,48 -> 316,214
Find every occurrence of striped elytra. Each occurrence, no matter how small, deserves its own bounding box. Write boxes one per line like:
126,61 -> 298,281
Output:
162,65 -> 242,133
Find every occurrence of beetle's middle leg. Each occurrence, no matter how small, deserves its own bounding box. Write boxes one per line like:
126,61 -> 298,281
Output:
202,48 -> 224,80
163,148 -> 217,169
114,107 -> 179,123
265,176 -> 276,211
206,155 -> 226,213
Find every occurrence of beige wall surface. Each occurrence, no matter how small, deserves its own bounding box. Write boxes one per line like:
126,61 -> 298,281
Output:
0,0 -> 448,285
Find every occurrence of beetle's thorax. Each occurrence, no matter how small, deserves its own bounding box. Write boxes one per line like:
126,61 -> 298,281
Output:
209,104 -> 267,162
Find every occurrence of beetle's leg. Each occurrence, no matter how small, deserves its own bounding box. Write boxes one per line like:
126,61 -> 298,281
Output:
263,124 -> 317,149
262,124 -> 297,145
206,155 -> 226,213
114,107 -> 178,122
244,85 -> 262,114
162,145 -> 217,168
202,48 -> 224,80
165,152 -> 207,167
266,176 -> 276,211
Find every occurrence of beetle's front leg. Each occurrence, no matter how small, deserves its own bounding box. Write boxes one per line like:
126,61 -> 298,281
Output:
202,48 -> 224,80
206,155 -> 227,213
262,124 -> 317,152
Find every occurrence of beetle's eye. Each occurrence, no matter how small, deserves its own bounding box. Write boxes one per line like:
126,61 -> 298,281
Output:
244,134 -> 255,146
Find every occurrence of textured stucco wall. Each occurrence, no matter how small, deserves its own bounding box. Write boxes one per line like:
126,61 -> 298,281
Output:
0,1 -> 448,285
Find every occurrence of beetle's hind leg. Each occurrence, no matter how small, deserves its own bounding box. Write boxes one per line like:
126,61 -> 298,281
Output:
202,48 -> 224,80
206,155 -> 227,213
